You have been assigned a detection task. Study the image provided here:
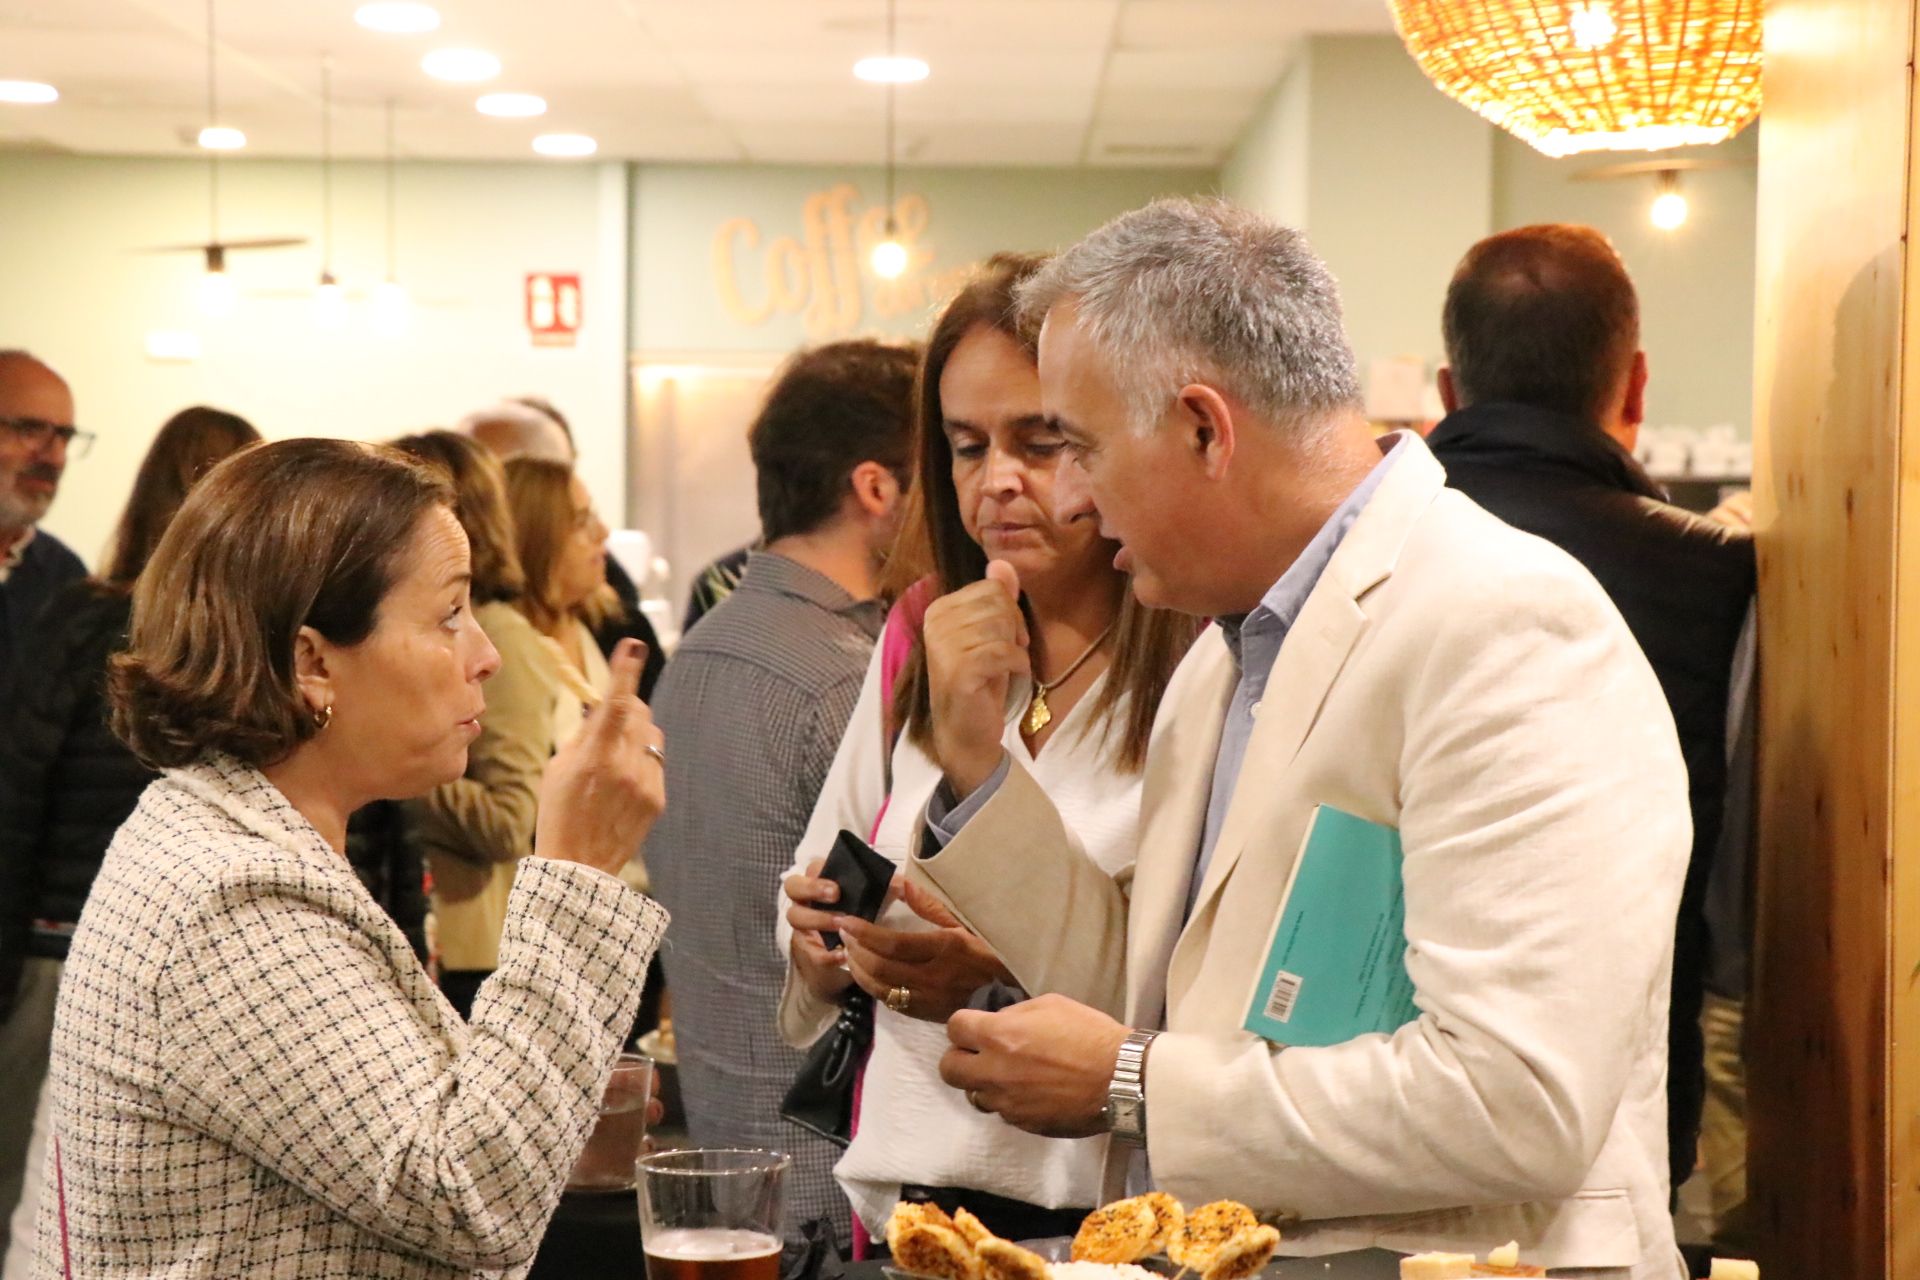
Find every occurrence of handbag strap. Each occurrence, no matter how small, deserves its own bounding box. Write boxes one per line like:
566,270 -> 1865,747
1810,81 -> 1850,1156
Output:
868,576 -> 936,842
54,1133 -> 73,1280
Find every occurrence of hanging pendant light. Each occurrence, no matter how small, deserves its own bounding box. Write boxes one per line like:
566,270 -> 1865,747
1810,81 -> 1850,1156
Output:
1388,0 -> 1761,158
868,0 -> 909,280
373,98 -> 412,336
197,0 -> 234,315
313,56 -> 348,329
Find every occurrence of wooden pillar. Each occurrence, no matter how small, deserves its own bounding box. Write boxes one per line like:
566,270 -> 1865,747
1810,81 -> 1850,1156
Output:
1747,0 -> 1920,1274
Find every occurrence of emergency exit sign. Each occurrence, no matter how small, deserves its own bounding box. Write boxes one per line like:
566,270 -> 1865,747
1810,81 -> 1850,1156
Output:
526,273 -> 582,348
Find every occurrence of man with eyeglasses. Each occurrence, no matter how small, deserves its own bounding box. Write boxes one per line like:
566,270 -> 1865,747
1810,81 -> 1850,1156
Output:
0,350 -> 87,689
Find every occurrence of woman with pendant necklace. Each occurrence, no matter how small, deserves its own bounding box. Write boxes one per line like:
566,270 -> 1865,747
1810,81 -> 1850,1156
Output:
777,253 -> 1197,1246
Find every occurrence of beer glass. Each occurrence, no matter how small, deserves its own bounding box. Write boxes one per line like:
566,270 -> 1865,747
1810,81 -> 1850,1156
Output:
638,1148 -> 790,1280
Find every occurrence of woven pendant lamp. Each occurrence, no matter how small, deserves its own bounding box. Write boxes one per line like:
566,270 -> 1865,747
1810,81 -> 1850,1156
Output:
1388,0 -> 1761,157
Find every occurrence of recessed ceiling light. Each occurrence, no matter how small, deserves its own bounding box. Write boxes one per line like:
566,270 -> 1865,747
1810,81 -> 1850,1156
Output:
853,56 -> 928,84
354,2 -> 440,34
532,133 -> 596,158
421,48 -> 501,82
476,92 -> 546,119
198,125 -> 247,150
0,80 -> 59,105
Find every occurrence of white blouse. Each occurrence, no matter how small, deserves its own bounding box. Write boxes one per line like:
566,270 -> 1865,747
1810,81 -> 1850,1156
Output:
776,637 -> 1143,1235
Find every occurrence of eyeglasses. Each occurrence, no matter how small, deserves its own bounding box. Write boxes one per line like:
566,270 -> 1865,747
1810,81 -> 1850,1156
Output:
0,417 -> 94,459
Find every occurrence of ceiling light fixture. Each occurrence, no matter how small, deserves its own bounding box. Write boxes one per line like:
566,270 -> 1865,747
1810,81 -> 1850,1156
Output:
354,2 -> 440,34
197,0 -> 244,151
0,80 -> 58,105
1650,169 -> 1688,231
421,48 -> 501,82
374,98 -> 411,336
867,0 -> 909,280
1390,0 -> 1760,157
476,92 -> 547,118
532,132 -> 597,158
853,56 -> 928,84
313,55 -> 348,329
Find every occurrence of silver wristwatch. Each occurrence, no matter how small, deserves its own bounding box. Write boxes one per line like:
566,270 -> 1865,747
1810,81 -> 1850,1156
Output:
1105,1029 -> 1158,1146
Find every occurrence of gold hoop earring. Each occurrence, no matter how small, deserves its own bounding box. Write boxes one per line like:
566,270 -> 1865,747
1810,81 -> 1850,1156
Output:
313,702 -> 333,731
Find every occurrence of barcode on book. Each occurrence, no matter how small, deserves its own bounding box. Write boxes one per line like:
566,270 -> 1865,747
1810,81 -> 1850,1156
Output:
1264,970 -> 1304,1023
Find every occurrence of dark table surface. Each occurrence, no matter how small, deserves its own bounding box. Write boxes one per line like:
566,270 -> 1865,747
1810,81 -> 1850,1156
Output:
528,1196 -> 1406,1280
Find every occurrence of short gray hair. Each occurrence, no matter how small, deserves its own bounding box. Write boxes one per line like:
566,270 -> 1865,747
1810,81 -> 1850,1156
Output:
1016,197 -> 1361,435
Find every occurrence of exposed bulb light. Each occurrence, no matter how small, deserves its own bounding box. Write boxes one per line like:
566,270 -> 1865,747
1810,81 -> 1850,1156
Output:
1650,190 -> 1688,230
1650,170 -> 1688,230
313,273 -> 348,329
853,56 -> 929,84
532,132 -> 597,157
373,279 -> 411,336
870,236 -> 908,279
421,48 -> 500,82
476,92 -> 546,118
0,80 -> 58,105
355,2 -> 439,33
198,267 -> 236,318
198,125 -> 246,150
1567,2 -> 1617,51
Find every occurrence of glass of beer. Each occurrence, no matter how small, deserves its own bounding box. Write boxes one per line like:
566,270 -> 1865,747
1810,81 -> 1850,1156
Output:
638,1148 -> 789,1280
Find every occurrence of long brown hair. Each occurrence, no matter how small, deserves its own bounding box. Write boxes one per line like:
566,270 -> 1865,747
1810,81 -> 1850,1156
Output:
101,406 -> 261,588
889,253 -> 1195,772
389,430 -> 525,605
502,456 -> 620,635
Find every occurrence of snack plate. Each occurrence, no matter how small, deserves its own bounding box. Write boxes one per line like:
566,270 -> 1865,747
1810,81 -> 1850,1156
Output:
881,1241 -> 1404,1280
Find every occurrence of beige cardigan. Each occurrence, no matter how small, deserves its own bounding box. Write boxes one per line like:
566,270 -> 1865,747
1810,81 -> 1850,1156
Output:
37,754 -> 666,1279
408,602 -> 564,973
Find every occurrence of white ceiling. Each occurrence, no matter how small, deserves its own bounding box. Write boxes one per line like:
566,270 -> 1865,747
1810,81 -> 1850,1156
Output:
0,0 -> 1394,168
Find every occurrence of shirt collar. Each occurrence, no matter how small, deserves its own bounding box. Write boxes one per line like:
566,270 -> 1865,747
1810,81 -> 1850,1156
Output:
739,551 -> 886,628
0,525 -> 36,579
1425,401 -> 1667,502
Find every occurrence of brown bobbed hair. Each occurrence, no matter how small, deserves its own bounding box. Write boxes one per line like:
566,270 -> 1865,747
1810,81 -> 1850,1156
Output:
502,455 -> 621,635
389,429 -> 526,605
887,252 -> 1198,773
109,438 -> 454,770
101,406 -> 261,589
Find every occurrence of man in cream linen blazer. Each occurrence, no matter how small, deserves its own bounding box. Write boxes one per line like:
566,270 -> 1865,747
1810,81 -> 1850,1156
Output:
903,199 -> 1689,1279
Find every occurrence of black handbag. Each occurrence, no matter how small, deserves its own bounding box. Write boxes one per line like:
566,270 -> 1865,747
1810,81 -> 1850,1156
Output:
780,990 -> 873,1147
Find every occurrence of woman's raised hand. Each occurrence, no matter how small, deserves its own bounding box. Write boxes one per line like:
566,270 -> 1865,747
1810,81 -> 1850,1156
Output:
536,639 -> 667,876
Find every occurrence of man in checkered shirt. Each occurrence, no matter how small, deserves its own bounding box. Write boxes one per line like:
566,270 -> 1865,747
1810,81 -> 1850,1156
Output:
646,339 -> 918,1249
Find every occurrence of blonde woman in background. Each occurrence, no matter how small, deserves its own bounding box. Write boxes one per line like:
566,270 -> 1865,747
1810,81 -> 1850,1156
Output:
388,431 -> 550,1019
502,458 -> 650,897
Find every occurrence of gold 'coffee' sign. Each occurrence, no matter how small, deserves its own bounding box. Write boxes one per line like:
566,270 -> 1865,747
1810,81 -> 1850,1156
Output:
712,183 -> 976,339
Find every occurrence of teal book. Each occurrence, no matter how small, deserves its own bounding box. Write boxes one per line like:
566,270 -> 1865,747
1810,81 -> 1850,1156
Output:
1241,805 -> 1420,1047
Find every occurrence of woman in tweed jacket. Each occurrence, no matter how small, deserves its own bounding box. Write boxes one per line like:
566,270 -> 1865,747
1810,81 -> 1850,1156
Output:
32,439 -> 669,1279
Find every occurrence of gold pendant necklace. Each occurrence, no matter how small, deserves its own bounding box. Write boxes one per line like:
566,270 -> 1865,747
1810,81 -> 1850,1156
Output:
1025,622 -> 1116,736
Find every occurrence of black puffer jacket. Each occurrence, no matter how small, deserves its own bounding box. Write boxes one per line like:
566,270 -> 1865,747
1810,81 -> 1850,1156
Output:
0,581 -> 155,1014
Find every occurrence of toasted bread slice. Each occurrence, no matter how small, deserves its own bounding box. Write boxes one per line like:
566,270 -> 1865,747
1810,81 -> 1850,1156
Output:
1202,1225 -> 1282,1280
950,1207 -> 994,1252
1136,1192 -> 1185,1255
892,1223 -> 982,1280
976,1237 -> 1050,1280
886,1203 -> 959,1259
1168,1202 -> 1259,1271
1071,1198 -> 1161,1265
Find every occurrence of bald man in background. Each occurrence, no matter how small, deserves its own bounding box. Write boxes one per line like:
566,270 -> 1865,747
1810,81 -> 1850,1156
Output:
0,352 -> 84,691
457,399 -> 666,699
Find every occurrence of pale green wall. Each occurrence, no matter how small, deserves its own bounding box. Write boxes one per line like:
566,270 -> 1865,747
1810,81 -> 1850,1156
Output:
0,152 -> 632,567
1223,34 -> 1758,436
1491,125 -> 1758,434
1301,37 -> 1493,388
630,163 -> 1215,354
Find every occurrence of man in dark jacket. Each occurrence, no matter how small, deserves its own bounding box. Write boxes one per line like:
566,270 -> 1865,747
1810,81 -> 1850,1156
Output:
1426,225 -> 1756,1208
0,351 -> 86,688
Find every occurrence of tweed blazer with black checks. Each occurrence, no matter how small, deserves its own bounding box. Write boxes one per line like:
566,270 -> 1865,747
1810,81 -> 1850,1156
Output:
34,754 -> 666,1278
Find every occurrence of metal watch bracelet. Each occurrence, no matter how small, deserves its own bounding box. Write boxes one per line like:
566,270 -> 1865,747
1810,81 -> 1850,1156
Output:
1105,1028 -> 1159,1146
